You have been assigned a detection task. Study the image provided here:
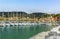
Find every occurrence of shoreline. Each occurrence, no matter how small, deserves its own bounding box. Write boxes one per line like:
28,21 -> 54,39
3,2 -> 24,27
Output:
29,25 -> 60,39
29,31 -> 49,39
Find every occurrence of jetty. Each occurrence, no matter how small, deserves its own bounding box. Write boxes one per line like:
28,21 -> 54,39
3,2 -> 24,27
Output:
29,31 -> 49,39
30,24 -> 60,39
45,26 -> 60,39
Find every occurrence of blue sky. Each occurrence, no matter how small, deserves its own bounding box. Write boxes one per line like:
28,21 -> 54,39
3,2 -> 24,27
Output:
0,0 -> 60,14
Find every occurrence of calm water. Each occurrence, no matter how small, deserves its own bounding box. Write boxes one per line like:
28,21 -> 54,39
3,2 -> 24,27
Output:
0,24 -> 53,39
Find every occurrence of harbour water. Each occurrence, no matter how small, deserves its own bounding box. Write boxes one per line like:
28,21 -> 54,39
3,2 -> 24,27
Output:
0,24 -> 53,39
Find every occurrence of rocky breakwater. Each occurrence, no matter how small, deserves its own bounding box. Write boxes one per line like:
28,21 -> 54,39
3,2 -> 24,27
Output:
29,31 -> 49,39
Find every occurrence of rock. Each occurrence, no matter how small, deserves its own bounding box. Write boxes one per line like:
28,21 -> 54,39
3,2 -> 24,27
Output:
30,31 -> 49,39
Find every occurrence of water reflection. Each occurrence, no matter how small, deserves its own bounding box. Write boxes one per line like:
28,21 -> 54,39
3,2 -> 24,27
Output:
0,24 -> 53,39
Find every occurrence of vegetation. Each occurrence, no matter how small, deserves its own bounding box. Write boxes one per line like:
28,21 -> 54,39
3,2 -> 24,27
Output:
0,11 -> 60,21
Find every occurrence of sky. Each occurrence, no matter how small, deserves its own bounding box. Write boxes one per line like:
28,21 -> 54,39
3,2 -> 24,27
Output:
0,0 -> 60,14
